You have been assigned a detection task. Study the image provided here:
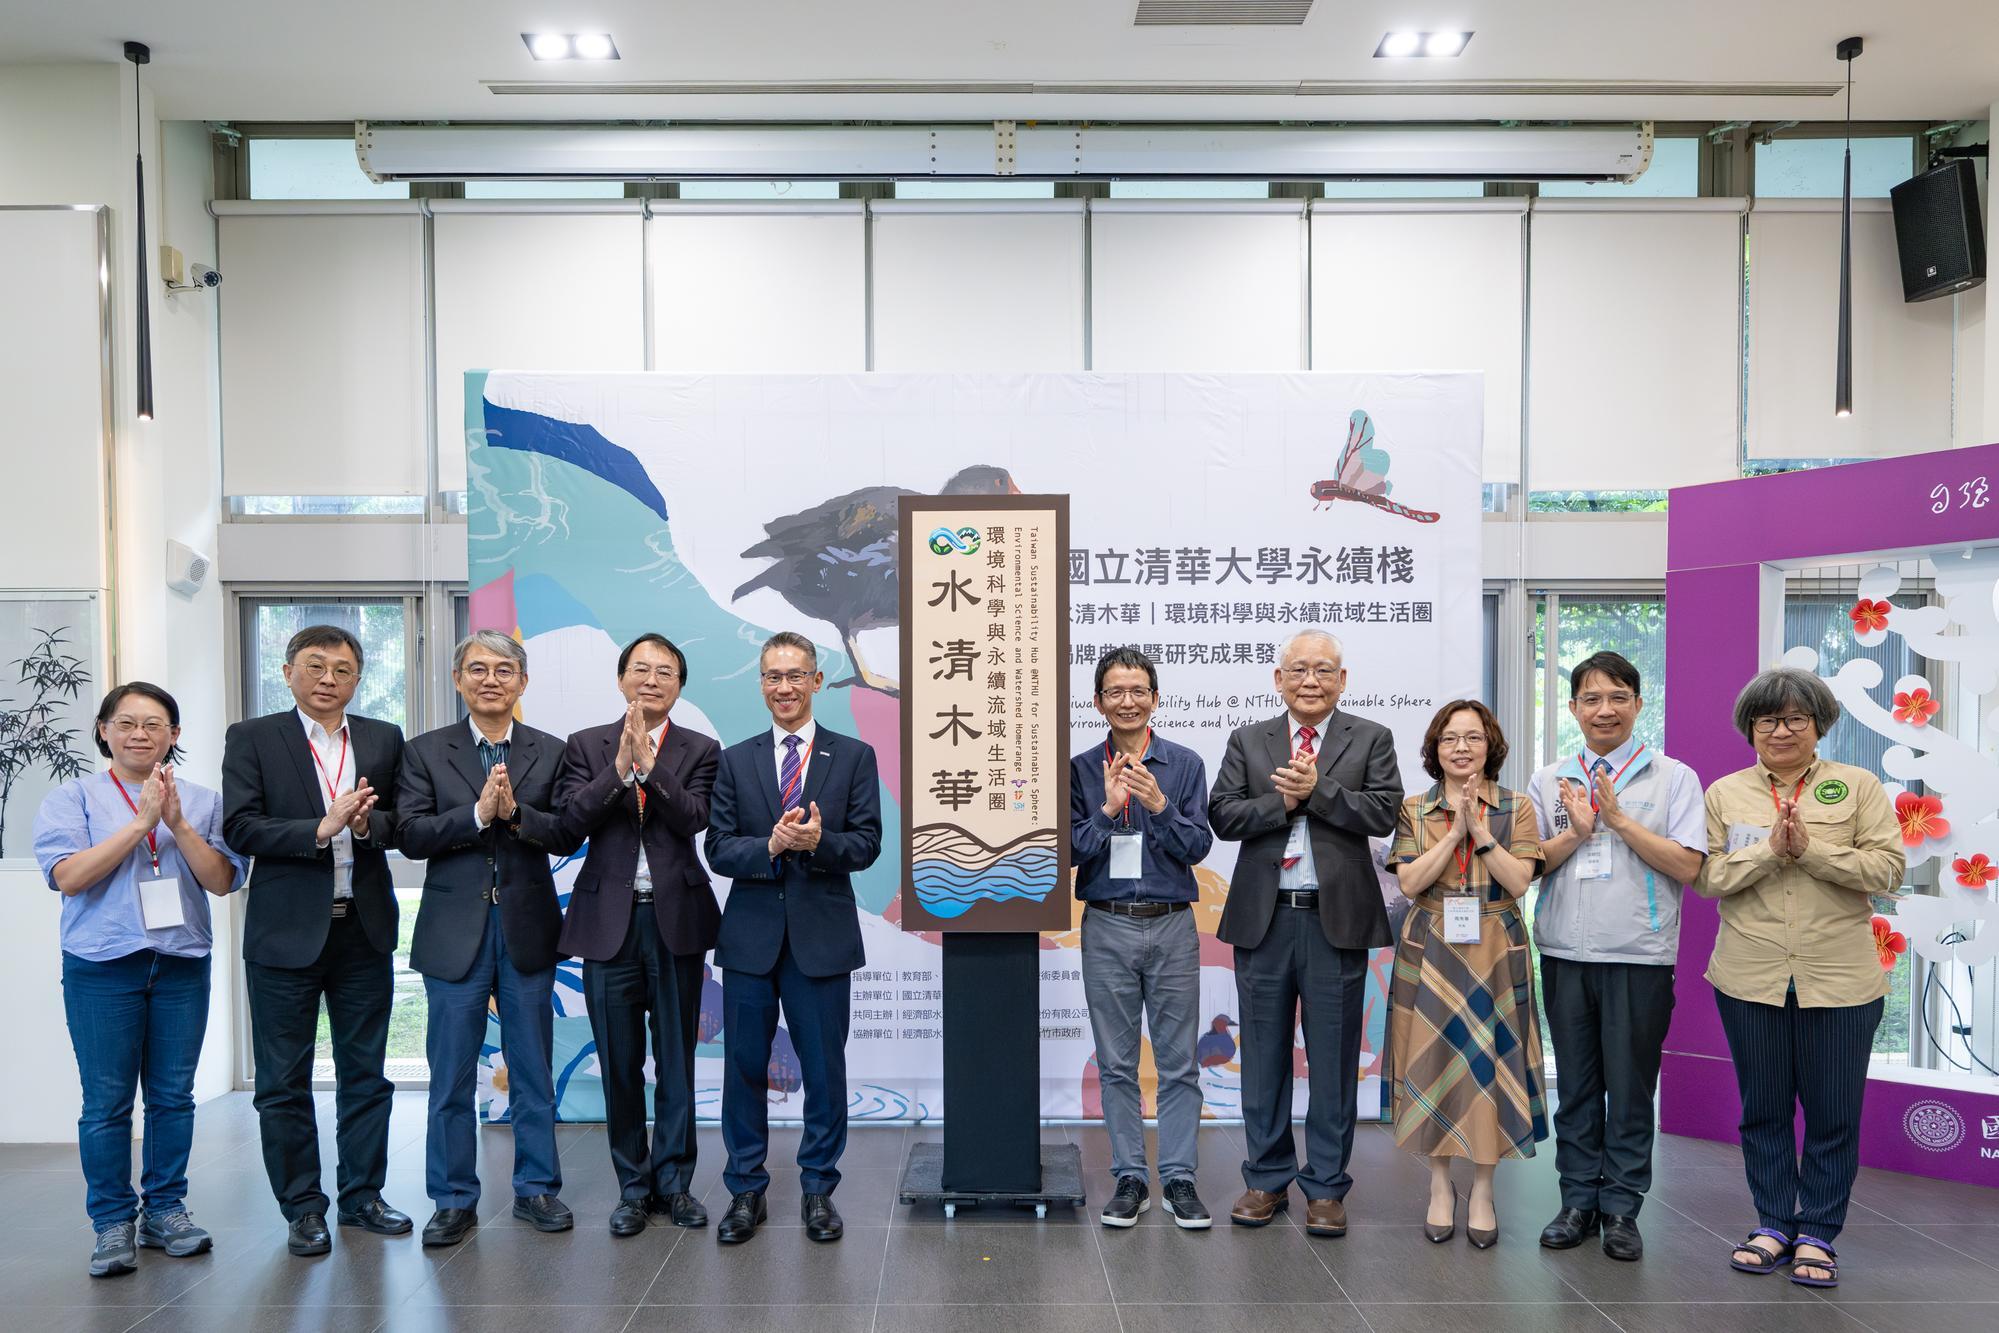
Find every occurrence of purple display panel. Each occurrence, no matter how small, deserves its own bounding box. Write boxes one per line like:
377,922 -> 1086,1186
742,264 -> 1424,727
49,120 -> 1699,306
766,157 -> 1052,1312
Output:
1664,441 -> 1999,1187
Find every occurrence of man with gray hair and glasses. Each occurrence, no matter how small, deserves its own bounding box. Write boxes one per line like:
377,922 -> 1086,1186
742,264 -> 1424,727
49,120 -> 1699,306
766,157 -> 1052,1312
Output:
395,631 -> 584,1247
1209,629 -> 1401,1236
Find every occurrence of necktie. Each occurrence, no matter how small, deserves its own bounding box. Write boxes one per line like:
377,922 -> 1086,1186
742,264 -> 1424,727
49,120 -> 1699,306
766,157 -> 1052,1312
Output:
1282,725 -> 1316,869
1592,757 -> 1612,780
780,735 -> 805,815
477,738 -> 508,776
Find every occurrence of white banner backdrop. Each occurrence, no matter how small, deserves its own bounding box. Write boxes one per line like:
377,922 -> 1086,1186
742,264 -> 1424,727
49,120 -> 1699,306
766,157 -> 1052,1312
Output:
465,371 -> 1482,1123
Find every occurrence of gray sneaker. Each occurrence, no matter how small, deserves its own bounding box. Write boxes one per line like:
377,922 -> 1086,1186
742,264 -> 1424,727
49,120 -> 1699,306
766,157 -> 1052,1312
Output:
89,1221 -> 138,1278
138,1209 -> 213,1258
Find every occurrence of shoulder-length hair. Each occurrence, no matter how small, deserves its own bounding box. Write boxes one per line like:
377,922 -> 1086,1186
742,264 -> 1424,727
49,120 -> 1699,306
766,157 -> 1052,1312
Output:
1419,699 -> 1508,783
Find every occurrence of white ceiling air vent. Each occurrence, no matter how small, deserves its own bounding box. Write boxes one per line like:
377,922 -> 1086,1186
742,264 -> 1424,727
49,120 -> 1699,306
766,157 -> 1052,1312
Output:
1133,1 -> 1315,25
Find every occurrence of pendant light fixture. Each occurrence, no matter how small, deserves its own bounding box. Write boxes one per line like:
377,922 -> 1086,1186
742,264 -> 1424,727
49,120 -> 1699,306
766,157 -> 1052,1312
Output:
125,40 -> 153,423
1834,35 -> 1862,419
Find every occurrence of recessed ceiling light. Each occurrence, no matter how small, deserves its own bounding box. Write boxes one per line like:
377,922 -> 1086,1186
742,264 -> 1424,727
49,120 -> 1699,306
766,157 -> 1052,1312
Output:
1374,30 -> 1473,58
522,32 -> 620,61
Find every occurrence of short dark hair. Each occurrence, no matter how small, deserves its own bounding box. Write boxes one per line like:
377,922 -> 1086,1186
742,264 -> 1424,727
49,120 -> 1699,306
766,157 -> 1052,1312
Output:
1094,646 -> 1158,696
285,624 -> 364,672
94,681 -> 187,763
617,632 -> 687,683
1569,651 -> 1642,699
1419,699 -> 1509,782
1731,667 -> 1841,743
759,630 -> 818,671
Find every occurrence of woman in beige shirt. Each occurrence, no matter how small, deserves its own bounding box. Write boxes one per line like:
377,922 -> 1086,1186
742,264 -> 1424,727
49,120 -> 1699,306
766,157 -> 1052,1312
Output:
1695,668 -> 1904,1290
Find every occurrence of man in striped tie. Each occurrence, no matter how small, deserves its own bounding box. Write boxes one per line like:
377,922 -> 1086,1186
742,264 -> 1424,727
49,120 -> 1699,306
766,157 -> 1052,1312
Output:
704,631 -> 883,1245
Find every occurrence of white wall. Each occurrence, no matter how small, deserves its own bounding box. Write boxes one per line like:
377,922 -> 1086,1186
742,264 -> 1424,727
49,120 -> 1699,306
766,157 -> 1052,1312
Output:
0,67 -> 234,1139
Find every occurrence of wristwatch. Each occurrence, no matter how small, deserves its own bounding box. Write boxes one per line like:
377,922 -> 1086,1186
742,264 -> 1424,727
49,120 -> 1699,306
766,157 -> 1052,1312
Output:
1472,839 -> 1496,856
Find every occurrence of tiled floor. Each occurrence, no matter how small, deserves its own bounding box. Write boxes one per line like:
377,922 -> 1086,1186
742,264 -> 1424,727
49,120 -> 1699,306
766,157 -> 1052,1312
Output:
4,1091 -> 1996,1331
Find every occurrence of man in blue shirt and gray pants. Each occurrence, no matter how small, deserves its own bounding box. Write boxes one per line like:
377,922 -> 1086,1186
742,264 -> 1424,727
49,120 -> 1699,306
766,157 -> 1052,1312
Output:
1070,647 -> 1216,1229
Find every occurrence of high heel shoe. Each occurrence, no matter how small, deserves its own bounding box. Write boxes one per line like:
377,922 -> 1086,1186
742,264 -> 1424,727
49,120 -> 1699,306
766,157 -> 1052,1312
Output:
1466,1191 -> 1498,1248
1423,1191 -> 1457,1244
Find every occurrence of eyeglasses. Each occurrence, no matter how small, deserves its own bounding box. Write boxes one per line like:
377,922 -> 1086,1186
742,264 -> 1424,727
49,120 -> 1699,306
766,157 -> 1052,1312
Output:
1099,687 -> 1154,704
106,717 -> 171,736
1753,714 -> 1814,736
761,670 -> 813,687
1575,692 -> 1637,708
294,659 -> 357,683
1281,665 -> 1343,682
1437,732 -> 1487,750
460,663 -> 519,683
623,664 -> 680,682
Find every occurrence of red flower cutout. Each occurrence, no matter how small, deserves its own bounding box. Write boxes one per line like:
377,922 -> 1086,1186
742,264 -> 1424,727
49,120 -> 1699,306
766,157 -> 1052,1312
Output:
1892,687 -> 1940,727
1895,792 -> 1950,847
1849,599 -> 1891,635
1955,854 -> 1997,889
1872,916 -> 1907,970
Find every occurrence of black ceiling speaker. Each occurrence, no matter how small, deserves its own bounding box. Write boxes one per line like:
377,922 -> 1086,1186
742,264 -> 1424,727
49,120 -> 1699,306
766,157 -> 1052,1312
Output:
1889,157 -> 1987,303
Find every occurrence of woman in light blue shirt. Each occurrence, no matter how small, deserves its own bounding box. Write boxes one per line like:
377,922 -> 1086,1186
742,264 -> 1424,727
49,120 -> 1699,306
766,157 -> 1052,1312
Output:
32,682 -> 245,1279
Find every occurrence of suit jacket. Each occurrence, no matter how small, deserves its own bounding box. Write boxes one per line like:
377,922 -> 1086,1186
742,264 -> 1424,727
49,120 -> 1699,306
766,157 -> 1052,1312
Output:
395,720 -> 582,982
553,717 -> 721,960
223,709 -> 404,968
1208,708 -> 1402,951
705,724 -> 881,979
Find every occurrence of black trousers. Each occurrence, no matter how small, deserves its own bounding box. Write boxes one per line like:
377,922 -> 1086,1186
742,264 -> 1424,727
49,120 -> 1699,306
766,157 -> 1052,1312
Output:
1541,955 -> 1676,1217
246,911 -> 395,1220
1234,905 -> 1368,1201
582,901 -> 705,1200
1714,986 -> 1883,1244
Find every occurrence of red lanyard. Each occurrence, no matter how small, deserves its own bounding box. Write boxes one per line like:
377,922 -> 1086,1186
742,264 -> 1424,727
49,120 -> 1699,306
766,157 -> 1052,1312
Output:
1103,730 -> 1152,826
1445,806 -> 1473,889
1769,772 -> 1809,814
635,720 -> 669,815
1576,744 -> 1646,810
106,771 -> 160,874
779,736 -> 815,808
307,728 -> 349,805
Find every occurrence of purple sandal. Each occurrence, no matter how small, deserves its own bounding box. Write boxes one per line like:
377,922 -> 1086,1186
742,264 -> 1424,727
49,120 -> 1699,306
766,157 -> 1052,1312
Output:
1790,1235 -> 1839,1288
1729,1228 -> 1793,1274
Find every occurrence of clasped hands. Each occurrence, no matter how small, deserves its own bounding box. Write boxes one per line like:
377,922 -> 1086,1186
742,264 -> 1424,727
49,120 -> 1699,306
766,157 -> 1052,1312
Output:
129,764 -> 199,840
1767,797 -> 1813,860
1270,751 -> 1319,811
1555,770 -> 1624,840
769,802 -> 824,858
1101,753 -> 1168,819
1448,776 -> 1494,848
475,764 -> 519,829
314,777 -> 378,843
614,702 -> 657,780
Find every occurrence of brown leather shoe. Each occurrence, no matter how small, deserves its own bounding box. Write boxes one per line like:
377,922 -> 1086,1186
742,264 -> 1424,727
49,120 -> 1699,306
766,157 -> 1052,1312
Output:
1229,1188 -> 1288,1226
1304,1198 -> 1348,1237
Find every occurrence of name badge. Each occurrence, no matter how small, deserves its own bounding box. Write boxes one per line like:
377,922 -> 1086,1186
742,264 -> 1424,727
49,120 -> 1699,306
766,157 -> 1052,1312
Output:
1727,823 -> 1772,854
1443,895 -> 1480,944
1283,819 -> 1309,864
1576,834 -> 1615,881
1109,833 -> 1144,880
140,876 -> 186,931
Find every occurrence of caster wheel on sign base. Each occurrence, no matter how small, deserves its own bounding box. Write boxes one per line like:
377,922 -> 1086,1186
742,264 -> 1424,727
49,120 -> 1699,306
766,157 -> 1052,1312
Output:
944,1203 -> 956,1219
1035,1204 -> 1047,1219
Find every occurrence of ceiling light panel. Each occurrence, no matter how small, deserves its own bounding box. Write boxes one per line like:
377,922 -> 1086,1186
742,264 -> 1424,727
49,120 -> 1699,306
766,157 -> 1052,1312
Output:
522,33 -> 620,61
1374,31 -> 1473,58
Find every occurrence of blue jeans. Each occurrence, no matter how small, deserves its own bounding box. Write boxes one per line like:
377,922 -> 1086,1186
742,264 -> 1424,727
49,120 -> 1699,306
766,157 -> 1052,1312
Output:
424,905 -> 560,1208
61,950 -> 212,1229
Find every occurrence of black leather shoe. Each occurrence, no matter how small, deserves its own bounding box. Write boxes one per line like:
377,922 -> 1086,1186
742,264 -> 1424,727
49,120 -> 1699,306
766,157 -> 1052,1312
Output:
1601,1214 -> 1643,1261
801,1193 -> 842,1243
1101,1175 -> 1149,1228
717,1191 -> 767,1244
287,1212 -> 332,1256
336,1196 -> 413,1236
1539,1207 -> 1600,1250
651,1191 -> 709,1228
513,1194 -> 574,1233
422,1207 -> 476,1247
609,1199 -> 649,1237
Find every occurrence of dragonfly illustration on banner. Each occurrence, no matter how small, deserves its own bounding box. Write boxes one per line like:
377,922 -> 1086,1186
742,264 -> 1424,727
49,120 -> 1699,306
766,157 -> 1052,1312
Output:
1310,409 -> 1441,524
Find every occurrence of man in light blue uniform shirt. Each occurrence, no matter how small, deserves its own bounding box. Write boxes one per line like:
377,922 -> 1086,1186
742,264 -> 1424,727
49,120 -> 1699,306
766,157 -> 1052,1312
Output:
1528,652 -> 1705,1263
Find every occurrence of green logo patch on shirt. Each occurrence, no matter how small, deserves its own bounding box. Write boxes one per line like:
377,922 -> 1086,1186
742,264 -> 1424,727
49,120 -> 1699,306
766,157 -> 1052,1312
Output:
1813,779 -> 1850,805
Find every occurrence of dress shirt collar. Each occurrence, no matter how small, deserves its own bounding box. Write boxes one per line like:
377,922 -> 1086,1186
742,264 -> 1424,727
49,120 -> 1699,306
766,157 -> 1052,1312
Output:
772,718 -> 817,751
296,706 -> 348,743
467,714 -> 515,747
1580,734 -> 1642,770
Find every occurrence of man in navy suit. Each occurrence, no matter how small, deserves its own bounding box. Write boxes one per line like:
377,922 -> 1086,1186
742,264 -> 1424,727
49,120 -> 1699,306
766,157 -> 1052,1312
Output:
704,631 -> 882,1245
395,631 -> 584,1247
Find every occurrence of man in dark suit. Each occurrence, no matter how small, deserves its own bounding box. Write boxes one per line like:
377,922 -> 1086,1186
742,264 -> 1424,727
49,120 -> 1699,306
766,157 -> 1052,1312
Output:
704,630 -> 882,1245
222,624 -> 411,1256
553,632 -> 721,1238
1209,629 -> 1401,1237
395,631 -> 584,1247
